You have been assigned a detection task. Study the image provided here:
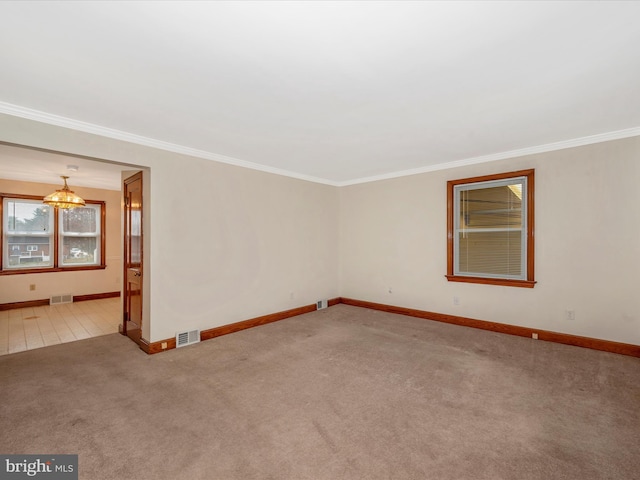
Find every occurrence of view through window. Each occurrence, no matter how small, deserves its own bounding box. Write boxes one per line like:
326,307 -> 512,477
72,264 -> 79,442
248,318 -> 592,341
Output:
446,170 -> 535,288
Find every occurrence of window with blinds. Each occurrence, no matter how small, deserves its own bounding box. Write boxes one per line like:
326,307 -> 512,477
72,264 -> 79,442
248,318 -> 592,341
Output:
447,170 -> 535,288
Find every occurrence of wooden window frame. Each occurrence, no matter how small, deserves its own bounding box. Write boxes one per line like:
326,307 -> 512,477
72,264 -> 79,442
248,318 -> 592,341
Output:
0,193 -> 106,275
446,169 -> 535,288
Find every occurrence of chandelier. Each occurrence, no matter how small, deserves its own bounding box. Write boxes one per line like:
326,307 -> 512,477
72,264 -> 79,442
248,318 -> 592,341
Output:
43,176 -> 86,209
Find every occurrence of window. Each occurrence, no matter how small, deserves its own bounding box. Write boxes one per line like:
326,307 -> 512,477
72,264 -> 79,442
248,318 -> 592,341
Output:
3,198 -> 54,269
446,169 -> 535,288
60,205 -> 102,267
1,195 -> 105,274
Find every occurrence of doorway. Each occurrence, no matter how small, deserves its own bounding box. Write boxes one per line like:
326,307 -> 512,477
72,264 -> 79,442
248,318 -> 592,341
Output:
0,141 -> 149,354
122,171 -> 143,346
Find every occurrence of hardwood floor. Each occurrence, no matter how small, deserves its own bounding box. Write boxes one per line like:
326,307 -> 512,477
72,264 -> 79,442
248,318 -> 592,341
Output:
0,297 -> 120,356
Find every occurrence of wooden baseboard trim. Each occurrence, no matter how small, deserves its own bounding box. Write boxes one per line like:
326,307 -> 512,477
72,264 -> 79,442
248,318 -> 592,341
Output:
0,291 -> 121,311
143,297 -> 341,354
138,337 -> 174,355
327,297 -> 341,307
145,337 -> 176,354
200,304 -> 317,342
340,297 -> 640,358
139,338 -> 150,354
74,291 -> 120,302
0,299 -> 50,311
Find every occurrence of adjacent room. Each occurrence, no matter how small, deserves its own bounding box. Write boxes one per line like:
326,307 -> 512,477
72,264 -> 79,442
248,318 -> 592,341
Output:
1,1 -> 639,479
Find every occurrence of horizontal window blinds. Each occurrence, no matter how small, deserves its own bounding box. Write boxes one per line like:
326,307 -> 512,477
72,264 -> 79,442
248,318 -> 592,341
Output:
455,179 -> 525,278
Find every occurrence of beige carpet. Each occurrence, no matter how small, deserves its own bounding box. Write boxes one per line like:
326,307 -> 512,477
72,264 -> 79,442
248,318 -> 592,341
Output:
1,304 -> 639,480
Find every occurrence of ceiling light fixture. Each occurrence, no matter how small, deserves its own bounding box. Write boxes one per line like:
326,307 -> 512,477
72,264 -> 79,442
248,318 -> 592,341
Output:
43,176 -> 86,209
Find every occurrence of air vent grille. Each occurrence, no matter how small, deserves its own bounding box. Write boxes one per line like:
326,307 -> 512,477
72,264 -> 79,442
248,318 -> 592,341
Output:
176,329 -> 200,348
316,299 -> 328,310
50,294 -> 73,305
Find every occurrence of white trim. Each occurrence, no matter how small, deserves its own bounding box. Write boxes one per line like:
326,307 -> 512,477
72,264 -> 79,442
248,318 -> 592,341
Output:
338,127 -> 640,186
1,101 -> 639,188
0,101 -> 340,186
454,176 -> 528,280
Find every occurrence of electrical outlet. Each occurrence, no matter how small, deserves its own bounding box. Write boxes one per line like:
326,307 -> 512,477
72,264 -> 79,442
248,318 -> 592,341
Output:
161,342 -> 168,350
532,333 -> 538,340
565,309 -> 575,321
29,284 -> 36,291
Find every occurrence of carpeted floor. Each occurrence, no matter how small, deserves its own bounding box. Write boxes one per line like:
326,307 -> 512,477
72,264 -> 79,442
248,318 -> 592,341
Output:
1,304 -> 639,480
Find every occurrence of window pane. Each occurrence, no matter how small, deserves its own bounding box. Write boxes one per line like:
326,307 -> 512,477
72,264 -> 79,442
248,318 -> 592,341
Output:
6,235 -> 53,268
61,207 -> 98,234
59,204 -> 101,267
3,199 -> 54,269
62,237 -> 98,266
2,198 -> 104,272
458,231 -> 522,276
459,184 -> 522,230
454,178 -> 526,279
5,201 -> 52,233
130,210 -> 141,265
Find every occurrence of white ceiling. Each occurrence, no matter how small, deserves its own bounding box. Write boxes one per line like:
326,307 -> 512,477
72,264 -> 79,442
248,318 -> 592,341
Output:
0,143 -> 136,191
1,1 -> 639,188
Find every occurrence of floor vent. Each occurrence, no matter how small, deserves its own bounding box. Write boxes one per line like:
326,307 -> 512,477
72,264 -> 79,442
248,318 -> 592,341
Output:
176,329 -> 200,348
50,294 -> 73,305
316,299 -> 328,310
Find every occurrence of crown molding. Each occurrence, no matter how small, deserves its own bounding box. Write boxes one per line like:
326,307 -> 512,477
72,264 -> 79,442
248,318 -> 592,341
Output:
0,101 -> 340,187
337,126 -> 640,186
1,101 -> 638,188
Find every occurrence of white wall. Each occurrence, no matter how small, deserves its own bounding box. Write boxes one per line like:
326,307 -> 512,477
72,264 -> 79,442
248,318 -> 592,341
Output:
2,113 -> 638,347
0,178 -> 122,304
340,136 -> 640,345
0,114 -> 340,343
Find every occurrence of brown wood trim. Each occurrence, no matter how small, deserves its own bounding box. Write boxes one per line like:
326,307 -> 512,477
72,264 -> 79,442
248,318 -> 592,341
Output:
328,297 -> 341,307
73,291 -> 120,302
0,299 -> 50,311
527,170 -> 536,282
141,337 -> 177,354
0,193 -> 48,200
0,198 -> 3,271
201,304 -> 317,341
526,169 -> 535,281
122,171 -> 144,341
138,337 -> 151,354
447,169 -> 536,187
53,206 -> 59,268
446,169 -> 535,287
445,275 -> 536,288
100,199 -> 107,270
0,193 -> 107,275
0,265 -> 107,275
142,298 -> 342,354
446,180 -> 454,277
0,291 -> 120,310
340,297 -> 640,358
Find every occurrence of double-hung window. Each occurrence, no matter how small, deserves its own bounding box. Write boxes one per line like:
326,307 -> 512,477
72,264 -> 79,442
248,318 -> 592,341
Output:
446,169 -> 535,288
3,198 -> 54,269
59,204 -> 102,267
1,194 -> 105,274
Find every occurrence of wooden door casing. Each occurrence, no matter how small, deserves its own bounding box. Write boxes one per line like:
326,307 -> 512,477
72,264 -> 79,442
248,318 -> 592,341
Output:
122,172 -> 143,345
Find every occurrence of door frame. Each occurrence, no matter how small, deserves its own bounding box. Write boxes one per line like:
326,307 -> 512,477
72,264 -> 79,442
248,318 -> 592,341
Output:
121,171 -> 144,346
